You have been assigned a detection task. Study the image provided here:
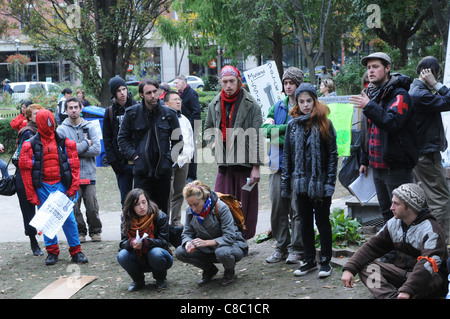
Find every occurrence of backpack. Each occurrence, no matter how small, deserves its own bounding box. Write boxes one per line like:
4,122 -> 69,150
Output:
214,192 -> 247,232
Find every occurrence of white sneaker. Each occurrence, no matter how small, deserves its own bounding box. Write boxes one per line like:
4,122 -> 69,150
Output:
266,250 -> 285,263
286,252 -> 302,264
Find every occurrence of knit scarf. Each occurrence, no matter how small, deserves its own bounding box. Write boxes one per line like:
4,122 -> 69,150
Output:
128,214 -> 155,257
190,196 -> 212,224
220,86 -> 241,142
292,113 -> 324,199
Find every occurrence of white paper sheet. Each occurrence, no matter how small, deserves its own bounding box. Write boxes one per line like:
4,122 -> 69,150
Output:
348,168 -> 376,205
29,191 -> 74,239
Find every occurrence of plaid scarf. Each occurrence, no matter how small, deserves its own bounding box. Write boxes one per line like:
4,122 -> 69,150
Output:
366,83 -> 388,169
190,196 -> 212,224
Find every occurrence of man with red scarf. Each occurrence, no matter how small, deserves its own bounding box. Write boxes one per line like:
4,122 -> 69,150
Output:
204,65 -> 263,239
19,109 -> 88,266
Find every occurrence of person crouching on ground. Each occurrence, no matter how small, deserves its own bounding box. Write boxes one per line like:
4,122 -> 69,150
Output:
175,180 -> 248,286
117,188 -> 173,292
341,183 -> 448,299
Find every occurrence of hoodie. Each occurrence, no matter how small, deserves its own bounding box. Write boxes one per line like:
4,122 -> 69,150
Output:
57,118 -> 101,182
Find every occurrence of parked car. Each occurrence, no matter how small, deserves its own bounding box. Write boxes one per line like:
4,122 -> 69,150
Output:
125,80 -> 140,86
302,65 -> 327,78
9,82 -> 62,102
167,75 -> 204,90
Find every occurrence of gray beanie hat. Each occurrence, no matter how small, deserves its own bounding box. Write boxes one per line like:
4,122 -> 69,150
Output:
295,82 -> 317,101
392,183 -> 426,213
282,67 -> 304,87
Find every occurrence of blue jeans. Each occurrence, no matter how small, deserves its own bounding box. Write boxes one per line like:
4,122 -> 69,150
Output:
117,247 -> 173,279
0,157 -> 9,178
36,181 -> 80,248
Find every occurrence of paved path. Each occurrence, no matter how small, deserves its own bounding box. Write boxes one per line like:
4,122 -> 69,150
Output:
0,190 -> 352,244
0,160 -> 352,243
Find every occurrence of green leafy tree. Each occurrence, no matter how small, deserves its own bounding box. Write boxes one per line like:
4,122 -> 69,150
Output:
0,0 -> 171,107
351,0 -> 432,67
277,0 -> 335,85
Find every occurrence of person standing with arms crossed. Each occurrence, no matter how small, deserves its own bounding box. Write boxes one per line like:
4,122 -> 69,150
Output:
57,97 -> 102,243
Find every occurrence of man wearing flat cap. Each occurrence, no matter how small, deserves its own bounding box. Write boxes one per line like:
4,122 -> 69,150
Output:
204,65 -> 263,240
341,183 -> 448,299
349,52 -> 418,227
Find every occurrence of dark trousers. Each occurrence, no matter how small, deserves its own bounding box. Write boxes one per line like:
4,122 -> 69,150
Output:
115,164 -> 134,208
297,195 -> 332,260
373,168 -> 413,223
15,168 -> 37,236
134,174 -> 171,214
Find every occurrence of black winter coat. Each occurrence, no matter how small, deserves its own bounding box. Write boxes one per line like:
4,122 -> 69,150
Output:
117,100 -> 182,179
360,74 -> 418,169
180,85 -> 201,126
409,79 -> 450,154
102,95 -> 137,171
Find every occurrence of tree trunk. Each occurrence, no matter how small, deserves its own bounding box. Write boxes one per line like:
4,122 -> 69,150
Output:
272,23 -> 284,79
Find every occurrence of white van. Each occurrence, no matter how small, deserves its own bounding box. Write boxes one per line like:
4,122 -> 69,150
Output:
9,82 -> 62,102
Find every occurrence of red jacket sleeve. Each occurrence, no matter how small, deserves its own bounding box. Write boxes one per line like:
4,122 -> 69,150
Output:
65,138 -> 80,197
18,141 -> 40,205
10,114 -> 27,131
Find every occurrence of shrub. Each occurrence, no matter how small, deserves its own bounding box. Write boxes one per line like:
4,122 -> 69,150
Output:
0,119 -> 18,153
315,207 -> 363,248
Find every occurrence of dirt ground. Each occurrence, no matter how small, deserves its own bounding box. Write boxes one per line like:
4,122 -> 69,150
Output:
0,236 -> 372,300
0,157 -> 374,301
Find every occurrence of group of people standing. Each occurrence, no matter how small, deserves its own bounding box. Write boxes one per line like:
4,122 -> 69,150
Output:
263,52 -> 449,299
3,53 -> 449,298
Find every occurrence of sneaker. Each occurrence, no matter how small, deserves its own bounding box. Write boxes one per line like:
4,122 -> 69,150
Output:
293,258 -> 317,276
266,250 -> 286,263
79,235 -> 86,243
286,252 -> 302,264
90,233 -> 102,242
318,257 -> 332,278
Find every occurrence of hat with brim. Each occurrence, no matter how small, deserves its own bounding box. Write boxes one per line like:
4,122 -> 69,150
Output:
361,52 -> 391,67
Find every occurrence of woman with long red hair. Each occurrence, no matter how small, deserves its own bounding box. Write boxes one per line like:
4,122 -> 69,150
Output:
281,83 -> 338,278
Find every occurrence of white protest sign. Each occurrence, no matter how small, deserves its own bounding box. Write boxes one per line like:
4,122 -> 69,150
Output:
244,61 -> 285,120
442,20 -> 450,164
30,191 -> 74,239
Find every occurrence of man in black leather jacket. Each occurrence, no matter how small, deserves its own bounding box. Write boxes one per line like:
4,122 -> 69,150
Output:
409,56 -> 450,243
118,79 -> 182,214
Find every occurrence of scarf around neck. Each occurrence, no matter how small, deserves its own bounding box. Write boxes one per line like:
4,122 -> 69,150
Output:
190,196 -> 212,224
128,213 -> 155,257
220,86 -> 241,142
292,113 -> 324,199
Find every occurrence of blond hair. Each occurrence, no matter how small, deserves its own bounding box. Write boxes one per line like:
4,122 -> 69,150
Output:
183,180 -> 211,200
